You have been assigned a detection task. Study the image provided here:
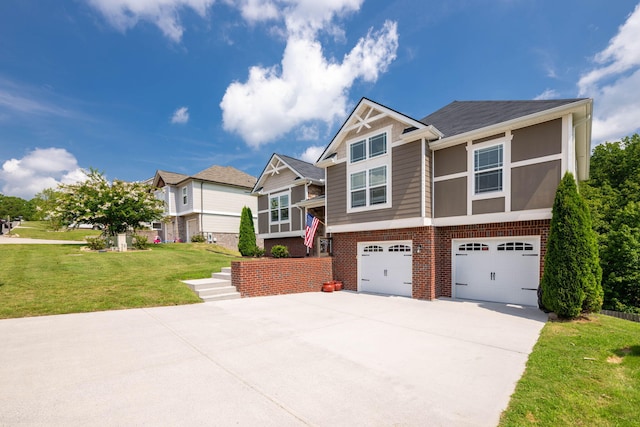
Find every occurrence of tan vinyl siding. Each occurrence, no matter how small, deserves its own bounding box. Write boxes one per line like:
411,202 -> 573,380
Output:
434,143 -> 467,177
472,132 -> 506,145
327,142 -> 422,226
511,160 -> 561,211
472,197 -> 505,215
512,119 -> 562,162
434,177 -> 467,217
425,145 -> 432,218
336,116 -> 409,162
262,169 -> 299,192
291,185 -> 305,204
258,212 -> 269,235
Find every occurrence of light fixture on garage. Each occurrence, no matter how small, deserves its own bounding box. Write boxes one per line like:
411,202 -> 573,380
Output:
416,244 -> 422,253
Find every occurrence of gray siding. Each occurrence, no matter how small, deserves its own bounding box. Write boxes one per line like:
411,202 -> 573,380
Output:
258,212 -> 269,234
424,145 -> 432,218
511,160 -> 561,211
434,177 -> 467,217
258,195 -> 268,211
262,169 -> 298,192
512,119 -> 562,162
472,132 -> 505,145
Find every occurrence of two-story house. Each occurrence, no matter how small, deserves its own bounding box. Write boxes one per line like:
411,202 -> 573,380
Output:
152,165 -> 258,249
252,154 -> 325,257
314,97 -> 592,306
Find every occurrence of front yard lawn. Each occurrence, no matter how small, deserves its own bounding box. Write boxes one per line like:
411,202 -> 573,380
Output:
500,314 -> 640,426
0,243 -> 239,319
8,221 -> 101,241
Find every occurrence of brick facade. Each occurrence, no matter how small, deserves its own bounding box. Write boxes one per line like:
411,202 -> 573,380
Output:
231,257 -> 333,298
331,219 -> 550,300
264,236 -> 308,258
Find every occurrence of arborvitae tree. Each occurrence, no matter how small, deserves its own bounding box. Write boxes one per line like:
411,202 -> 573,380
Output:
238,206 -> 257,256
541,172 -> 603,318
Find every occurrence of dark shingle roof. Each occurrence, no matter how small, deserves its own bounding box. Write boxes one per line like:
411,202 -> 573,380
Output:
277,154 -> 324,181
419,99 -> 586,138
192,165 -> 256,189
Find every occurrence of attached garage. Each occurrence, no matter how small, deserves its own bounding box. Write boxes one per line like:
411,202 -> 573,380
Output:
452,237 -> 540,306
358,241 -> 413,297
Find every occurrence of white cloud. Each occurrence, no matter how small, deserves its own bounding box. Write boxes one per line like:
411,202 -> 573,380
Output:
171,106 -> 189,124
299,145 -> 324,164
578,3 -> 640,144
296,124 -> 319,141
221,19 -> 399,147
0,148 -> 86,199
86,0 -> 214,42
534,89 -> 559,100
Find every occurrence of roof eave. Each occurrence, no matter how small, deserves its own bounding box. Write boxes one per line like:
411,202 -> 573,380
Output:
429,98 -> 593,150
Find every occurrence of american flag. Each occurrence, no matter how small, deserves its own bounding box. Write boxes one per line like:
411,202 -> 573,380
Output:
304,213 -> 320,248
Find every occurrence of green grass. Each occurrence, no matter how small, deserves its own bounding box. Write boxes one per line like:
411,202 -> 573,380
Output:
500,314 -> 640,426
0,242 -> 241,319
9,221 -> 101,241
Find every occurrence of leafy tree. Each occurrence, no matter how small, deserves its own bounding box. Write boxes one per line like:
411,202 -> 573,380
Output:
583,134 -> 640,312
50,169 -> 165,236
238,206 -> 256,256
541,172 -> 603,318
0,194 -> 34,220
31,188 -> 64,228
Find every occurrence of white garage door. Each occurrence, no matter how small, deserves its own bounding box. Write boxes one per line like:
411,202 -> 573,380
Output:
358,241 -> 413,297
453,237 -> 540,306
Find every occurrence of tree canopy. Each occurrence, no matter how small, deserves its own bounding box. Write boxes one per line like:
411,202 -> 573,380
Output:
50,169 -> 165,236
583,134 -> 640,313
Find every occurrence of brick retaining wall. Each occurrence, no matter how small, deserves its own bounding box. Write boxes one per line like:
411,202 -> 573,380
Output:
231,257 -> 333,298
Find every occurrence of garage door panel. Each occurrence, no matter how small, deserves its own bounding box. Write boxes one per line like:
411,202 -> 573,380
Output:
453,238 -> 539,306
359,241 -> 412,297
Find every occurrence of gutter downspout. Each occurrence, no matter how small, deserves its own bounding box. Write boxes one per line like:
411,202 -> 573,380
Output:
200,181 -> 204,239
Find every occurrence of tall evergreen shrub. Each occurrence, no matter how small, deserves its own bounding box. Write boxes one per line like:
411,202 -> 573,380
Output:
541,172 -> 603,318
238,206 -> 257,256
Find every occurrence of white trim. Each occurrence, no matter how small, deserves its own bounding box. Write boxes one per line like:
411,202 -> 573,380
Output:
259,231 -> 304,239
357,240 -> 413,295
433,171 -> 467,183
467,134 -> 511,212
433,209 -> 551,227
511,153 -> 562,169
269,190 -> 291,226
327,217 -> 432,234
421,137 -> 426,219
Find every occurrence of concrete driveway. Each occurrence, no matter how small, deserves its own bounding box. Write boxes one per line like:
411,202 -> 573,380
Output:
0,292 -> 547,426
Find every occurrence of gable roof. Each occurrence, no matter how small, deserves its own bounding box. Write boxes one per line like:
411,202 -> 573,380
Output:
192,165 -> 256,189
155,170 -> 189,186
419,99 -> 588,138
252,153 -> 324,193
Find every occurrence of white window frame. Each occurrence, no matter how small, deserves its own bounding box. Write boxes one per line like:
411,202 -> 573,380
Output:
346,127 -> 392,213
469,135 -> 510,202
182,186 -> 188,205
474,144 -> 503,195
269,191 -> 290,225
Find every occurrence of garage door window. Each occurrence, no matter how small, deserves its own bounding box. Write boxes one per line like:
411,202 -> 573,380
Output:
458,242 -> 489,251
363,245 -> 383,252
497,242 -> 534,251
388,244 -> 411,252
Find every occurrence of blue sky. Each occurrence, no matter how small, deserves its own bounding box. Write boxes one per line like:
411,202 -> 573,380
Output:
1,0 -> 640,199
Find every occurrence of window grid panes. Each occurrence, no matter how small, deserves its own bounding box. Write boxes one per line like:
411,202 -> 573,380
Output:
350,165 -> 387,208
369,133 -> 387,158
474,145 -> 503,194
270,194 -> 289,223
350,140 -> 366,163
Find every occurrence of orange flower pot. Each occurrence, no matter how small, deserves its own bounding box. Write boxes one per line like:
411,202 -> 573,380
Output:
322,282 -> 335,292
333,281 -> 343,291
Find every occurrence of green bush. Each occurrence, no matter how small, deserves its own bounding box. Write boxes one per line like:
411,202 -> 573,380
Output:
190,234 -> 206,243
132,234 -> 149,250
85,236 -> 107,251
253,247 -> 265,257
541,172 -> 603,318
271,245 -> 289,258
238,206 -> 257,256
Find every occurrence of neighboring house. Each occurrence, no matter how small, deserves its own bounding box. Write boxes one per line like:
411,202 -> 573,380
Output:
151,165 -> 258,249
252,154 -> 325,257
312,97 -> 592,306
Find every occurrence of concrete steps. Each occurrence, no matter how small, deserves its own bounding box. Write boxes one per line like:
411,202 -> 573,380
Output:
182,267 -> 240,302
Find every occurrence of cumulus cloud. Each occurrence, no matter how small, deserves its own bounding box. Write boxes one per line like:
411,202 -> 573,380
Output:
0,148 -> 86,199
171,106 -> 189,124
578,3 -> 640,144
299,145 -> 324,164
86,0 -> 214,42
221,18 -> 399,147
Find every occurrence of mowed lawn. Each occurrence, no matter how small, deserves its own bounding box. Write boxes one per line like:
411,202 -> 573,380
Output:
0,242 -> 239,319
500,314 -> 640,426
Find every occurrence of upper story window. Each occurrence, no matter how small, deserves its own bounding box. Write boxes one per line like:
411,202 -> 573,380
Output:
349,132 -> 387,163
270,193 -> 289,223
182,186 -> 188,205
347,129 -> 391,212
474,144 -> 503,194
